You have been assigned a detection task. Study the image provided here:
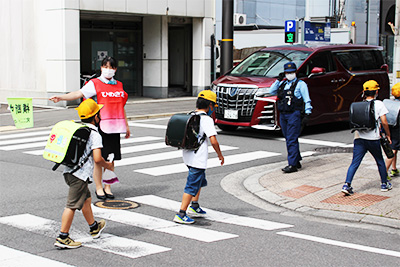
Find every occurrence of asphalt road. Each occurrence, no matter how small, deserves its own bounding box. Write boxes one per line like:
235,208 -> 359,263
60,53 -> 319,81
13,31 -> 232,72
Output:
0,107 -> 399,266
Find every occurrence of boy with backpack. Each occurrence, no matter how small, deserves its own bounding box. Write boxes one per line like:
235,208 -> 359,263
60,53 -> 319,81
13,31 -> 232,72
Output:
342,80 -> 392,195
54,99 -> 114,249
173,90 -> 224,224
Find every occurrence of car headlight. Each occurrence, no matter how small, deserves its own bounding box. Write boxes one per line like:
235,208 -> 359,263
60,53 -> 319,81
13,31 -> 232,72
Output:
210,83 -> 217,92
256,87 -> 270,97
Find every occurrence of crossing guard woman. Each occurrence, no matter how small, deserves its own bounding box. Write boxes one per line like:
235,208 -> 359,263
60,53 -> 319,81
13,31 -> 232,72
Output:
269,62 -> 312,173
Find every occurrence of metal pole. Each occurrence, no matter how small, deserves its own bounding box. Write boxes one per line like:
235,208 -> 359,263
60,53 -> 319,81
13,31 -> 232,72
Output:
221,0 -> 233,75
366,0 -> 369,44
393,0 -> 400,84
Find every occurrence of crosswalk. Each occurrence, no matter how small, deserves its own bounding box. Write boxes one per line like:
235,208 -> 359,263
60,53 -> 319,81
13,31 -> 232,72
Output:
0,120 -> 285,176
0,194 -> 294,264
2,194 -> 399,265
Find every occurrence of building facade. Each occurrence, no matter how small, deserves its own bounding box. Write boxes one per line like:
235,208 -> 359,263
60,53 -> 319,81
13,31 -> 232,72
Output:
0,0 -> 215,107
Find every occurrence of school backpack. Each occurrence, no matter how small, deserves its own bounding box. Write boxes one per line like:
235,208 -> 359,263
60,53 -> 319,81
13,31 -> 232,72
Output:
43,120 -> 92,173
349,100 -> 376,132
165,112 -> 206,152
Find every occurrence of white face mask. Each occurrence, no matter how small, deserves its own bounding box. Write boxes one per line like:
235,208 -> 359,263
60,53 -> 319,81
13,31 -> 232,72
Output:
285,73 -> 296,81
101,68 -> 116,79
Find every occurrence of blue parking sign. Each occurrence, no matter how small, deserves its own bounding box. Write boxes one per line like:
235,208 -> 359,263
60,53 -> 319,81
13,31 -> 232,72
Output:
285,20 -> 296,32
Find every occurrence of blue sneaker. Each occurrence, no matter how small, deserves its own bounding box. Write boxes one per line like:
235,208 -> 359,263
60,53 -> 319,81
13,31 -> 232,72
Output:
341,184 -> 354,195
173,214 -> 195,224
187,206 -> 207,217
381,182 -> 393,192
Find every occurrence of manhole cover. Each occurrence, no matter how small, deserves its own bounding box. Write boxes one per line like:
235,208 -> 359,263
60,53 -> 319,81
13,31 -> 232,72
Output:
315,147 -> 353,154
94,200 -> 139,210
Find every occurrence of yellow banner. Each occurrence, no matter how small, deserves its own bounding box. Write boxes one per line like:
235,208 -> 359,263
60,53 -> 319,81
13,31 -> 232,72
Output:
7,98 -> 34,129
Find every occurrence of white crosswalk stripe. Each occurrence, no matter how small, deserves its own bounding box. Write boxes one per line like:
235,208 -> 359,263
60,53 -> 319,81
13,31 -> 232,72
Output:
22,136 -> 163,155
91,205 -> 238,242
135,151 -> 281,176
0,214 -> 171,259
115,145 -> 238,167
128,195 -> 293,231
0,245 -> 75,266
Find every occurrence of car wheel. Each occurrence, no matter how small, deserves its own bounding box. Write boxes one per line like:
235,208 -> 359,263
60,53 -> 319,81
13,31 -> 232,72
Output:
217,124 -> 238,131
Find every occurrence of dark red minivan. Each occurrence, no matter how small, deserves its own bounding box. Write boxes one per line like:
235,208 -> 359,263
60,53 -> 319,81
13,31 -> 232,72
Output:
211,44 -> 390,131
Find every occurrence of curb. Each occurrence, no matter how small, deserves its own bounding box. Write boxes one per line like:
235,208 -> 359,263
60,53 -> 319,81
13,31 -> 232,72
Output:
241,157 -> 400,230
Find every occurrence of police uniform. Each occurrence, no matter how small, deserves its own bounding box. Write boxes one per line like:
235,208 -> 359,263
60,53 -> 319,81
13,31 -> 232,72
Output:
269,62 -> 312,173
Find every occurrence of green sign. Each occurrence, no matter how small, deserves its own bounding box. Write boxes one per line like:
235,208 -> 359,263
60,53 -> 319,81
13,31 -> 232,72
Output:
7,98 -> 34,128
285,32 -> 296,43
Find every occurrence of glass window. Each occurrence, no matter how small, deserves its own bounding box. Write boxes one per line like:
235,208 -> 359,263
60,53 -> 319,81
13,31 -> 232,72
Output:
230,50 -> 311,78
298,51 -> 336,77
335,51 -> 363,71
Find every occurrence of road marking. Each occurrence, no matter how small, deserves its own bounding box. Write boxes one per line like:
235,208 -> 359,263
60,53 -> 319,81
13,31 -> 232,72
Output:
129,122 -> 167,129
277,137 -> 348,147
23,136 -> 163,155
115,145 -> 238,167
121,142 -> 169,154
92,206 -> 237,242
120,136 -> 163,144
0,245 -> 75,266
0,130 -> 50,140
0,141 -> 47,151
135,151 -> 281,176
0,136 -> 48,146
0,214 -> 170,259
128,195 -> 293,231
277,231 -> 400,258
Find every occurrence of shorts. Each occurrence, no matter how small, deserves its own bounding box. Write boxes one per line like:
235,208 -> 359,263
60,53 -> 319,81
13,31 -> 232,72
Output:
99,129 -> 122,160
184,166 -> 207,196
63,173 -> 91,210
389,125 -> 400,150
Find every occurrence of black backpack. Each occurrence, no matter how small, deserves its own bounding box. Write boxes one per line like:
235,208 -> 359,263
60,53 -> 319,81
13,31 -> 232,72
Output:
349,100 -> 376,132
43,120 -> 93,173
165,112 -> 206,152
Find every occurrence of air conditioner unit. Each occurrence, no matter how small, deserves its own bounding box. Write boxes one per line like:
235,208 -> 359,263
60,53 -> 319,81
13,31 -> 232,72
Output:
234,13 -> 247,25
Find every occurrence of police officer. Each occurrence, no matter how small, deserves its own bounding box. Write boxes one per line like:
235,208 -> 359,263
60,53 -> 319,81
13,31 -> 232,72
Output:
269,62 -> 312,173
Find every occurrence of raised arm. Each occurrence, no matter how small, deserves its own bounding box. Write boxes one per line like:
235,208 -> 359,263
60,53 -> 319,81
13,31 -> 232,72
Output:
49,90 -> 84,103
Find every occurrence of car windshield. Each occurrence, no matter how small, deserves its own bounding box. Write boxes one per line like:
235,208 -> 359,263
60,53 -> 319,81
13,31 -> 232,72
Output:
229,50 -> 312,77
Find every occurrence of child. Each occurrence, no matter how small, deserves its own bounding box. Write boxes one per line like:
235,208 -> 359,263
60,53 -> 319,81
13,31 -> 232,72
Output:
54,99 -> 114,249
342,80 -> 392,195
385,82 -> 400,178
173,90 -> 224,224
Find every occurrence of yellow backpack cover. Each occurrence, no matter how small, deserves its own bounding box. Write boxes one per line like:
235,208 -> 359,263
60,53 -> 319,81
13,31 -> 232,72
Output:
43,120 -> 91,171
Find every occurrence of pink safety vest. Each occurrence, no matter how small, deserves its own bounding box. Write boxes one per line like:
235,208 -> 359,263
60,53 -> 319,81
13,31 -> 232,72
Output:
91,78 -> 128,134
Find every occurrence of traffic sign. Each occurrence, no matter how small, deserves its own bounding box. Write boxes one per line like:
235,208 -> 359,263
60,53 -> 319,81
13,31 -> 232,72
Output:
304,22 -> 331,42
285,20 -> 297,43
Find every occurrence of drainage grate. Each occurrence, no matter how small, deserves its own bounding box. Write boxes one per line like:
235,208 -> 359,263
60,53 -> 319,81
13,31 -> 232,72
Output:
315,147 -> 353,154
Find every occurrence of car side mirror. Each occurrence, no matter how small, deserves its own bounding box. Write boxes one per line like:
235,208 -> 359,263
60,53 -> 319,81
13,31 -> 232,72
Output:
308,67 -> 326,78
380,64 -> 389,73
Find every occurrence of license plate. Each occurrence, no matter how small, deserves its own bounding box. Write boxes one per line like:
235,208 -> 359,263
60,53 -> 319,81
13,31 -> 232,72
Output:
224,109 -> 238,119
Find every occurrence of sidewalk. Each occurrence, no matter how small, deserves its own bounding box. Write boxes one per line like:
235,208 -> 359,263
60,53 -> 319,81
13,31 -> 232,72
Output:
244,152 -> 400,229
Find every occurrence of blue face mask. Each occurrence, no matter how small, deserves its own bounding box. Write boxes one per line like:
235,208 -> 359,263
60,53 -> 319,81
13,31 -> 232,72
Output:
207,106 -> 214,116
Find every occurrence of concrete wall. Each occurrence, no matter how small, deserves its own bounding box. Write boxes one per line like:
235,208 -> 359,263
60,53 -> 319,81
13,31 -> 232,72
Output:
1,0 -> 215,105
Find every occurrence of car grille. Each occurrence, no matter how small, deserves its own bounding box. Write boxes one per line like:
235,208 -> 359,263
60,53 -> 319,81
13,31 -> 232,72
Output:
258,101 -> 277,125
214,84 -> 258,122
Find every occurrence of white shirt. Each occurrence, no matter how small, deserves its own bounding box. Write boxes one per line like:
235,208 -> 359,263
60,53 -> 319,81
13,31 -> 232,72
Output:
80,75 -> 117,99
182,112 -> 218,169
358,99 -> 388,140
63,123 -> 103,182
